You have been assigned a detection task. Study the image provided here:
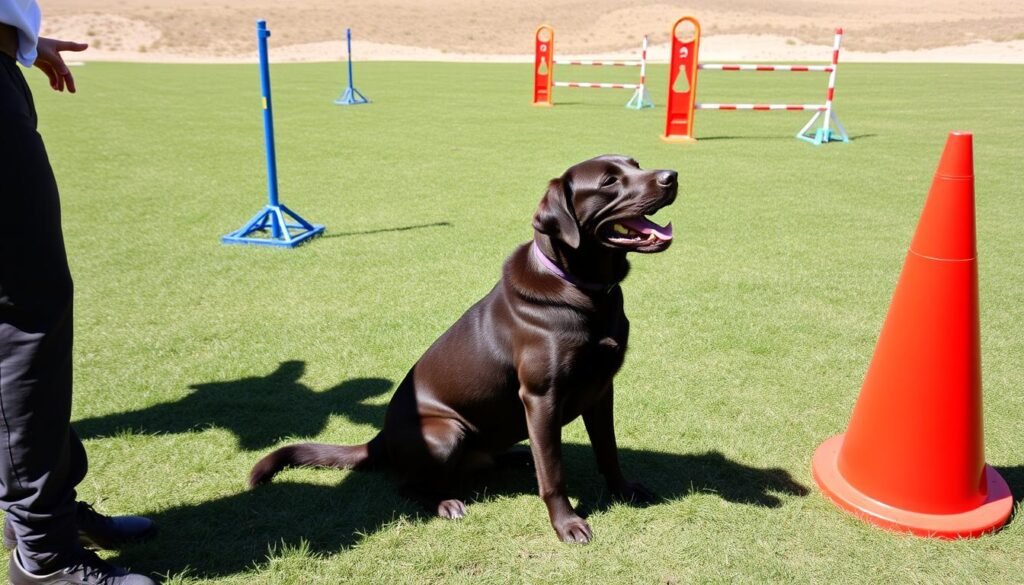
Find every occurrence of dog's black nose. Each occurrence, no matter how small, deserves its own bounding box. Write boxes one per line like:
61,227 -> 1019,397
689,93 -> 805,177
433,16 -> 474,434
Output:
657,170 -> 678,187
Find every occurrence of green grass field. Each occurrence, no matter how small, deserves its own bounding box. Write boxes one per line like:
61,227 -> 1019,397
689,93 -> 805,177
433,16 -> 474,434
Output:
7,57 -> 1022,583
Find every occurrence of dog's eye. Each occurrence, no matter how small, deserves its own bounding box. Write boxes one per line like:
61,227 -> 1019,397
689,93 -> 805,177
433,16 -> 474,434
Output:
600,176 -> 617,188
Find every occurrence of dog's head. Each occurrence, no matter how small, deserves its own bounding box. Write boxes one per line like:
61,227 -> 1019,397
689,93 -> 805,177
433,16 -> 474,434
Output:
533,155 -> 677,254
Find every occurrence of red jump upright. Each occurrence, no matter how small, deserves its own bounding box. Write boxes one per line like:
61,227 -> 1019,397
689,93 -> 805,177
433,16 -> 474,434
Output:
662,17 -> 701,142
533,25 -> 554,107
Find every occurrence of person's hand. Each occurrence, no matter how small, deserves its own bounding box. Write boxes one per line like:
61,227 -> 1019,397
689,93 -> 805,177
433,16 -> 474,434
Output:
34,37 -> 88,93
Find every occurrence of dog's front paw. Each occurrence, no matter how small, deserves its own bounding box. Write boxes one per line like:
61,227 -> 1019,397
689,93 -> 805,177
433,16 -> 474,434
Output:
554,515 -> 593,544
612,480 -> 656,506
437,499 -> 467,519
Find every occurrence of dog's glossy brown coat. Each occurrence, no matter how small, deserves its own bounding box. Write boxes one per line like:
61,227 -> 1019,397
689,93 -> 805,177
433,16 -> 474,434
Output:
250,155 -> 678,543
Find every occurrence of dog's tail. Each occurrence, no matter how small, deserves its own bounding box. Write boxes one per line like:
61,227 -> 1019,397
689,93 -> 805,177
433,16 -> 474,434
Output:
248,437 -> 384,487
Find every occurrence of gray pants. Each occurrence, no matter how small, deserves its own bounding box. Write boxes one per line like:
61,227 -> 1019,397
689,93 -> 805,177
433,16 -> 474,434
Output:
0,52 -> 86,572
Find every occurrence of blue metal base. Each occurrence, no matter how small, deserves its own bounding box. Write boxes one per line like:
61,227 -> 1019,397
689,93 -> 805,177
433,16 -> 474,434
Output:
222,204 -> 325,248
335,86 -> 369,105
797,127 -> 851,146
625,87 -> 654,110
796,110 -> 850,146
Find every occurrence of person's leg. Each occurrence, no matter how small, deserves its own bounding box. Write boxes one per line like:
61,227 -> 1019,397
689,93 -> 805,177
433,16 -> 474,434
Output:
0,52 -> 85,574
0,319 -> 86,572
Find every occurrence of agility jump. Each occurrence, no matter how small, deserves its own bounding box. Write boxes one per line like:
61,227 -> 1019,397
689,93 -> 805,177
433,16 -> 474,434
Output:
662,17 -> 849,145
533,25 -> 654,109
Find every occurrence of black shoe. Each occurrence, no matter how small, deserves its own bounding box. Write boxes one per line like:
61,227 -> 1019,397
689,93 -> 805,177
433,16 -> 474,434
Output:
74,503 -> 158,550
3,503 -> 158,551
9,548 -> 157,585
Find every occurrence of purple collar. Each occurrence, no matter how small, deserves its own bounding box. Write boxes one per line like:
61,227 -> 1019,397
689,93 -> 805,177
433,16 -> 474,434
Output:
531,241 -> 615,293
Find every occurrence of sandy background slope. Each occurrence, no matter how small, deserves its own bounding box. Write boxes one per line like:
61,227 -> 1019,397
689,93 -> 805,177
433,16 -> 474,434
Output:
39,0 -> 1024,64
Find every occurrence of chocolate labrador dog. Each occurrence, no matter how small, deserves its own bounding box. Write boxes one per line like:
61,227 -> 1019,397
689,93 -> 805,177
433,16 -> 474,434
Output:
250,155 -> 677,543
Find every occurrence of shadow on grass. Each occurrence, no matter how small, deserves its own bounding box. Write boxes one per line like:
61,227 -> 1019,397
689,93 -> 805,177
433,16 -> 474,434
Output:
996,465 -> 1023,534
74,361 -> 392,451
996,465 -> 1023,511
320,221 -> 452,239
84,364 -> 807,578
111,446 -> 808,579
694,133 -> 876,142
694,135 -> 792,142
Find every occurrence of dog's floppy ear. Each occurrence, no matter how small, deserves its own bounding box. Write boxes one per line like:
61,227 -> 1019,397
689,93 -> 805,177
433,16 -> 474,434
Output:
532,177 -> 581,249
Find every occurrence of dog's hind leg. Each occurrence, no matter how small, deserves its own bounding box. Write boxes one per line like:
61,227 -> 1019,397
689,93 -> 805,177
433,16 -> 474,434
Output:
387,416 -> 473,519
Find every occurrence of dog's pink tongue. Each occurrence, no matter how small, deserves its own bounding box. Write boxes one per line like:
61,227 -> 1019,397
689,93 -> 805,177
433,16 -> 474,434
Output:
621,217 -> 674,240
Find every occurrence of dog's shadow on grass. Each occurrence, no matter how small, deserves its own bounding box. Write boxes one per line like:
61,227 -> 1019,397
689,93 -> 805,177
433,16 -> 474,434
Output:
87,364 -> 808,578
74,361 -> 392,451
110,445 -> 808,579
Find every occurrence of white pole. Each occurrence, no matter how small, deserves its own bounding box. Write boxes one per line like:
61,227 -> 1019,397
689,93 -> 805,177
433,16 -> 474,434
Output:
822,28 -> 843,137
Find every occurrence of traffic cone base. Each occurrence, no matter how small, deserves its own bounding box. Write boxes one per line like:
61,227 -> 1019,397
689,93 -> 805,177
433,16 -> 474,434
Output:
813,434 -> 1013,539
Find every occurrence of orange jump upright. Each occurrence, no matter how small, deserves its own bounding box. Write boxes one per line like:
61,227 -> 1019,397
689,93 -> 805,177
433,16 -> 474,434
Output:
662,17 -> 701,142
533,25 -> 554,107
812,132 -> 1013,539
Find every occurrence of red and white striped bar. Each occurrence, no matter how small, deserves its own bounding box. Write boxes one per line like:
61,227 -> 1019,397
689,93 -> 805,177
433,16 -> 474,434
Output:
695,103 -> 826,111
555,82 -> 641,89
698,64 -> 833,72
554,59 -> 642,67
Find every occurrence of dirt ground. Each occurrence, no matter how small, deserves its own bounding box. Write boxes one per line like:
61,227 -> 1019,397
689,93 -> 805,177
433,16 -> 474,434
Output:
38,0 -> 1024,63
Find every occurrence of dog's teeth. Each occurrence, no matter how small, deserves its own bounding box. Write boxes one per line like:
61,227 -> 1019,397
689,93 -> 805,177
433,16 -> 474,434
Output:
613,223 -> 630,235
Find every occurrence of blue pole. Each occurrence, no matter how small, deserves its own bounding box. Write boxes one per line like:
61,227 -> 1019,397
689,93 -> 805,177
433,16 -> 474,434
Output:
221,19 -> 324,247
334,27 -> 368,105
346,28 -> 355,91
257,20 -> 282,237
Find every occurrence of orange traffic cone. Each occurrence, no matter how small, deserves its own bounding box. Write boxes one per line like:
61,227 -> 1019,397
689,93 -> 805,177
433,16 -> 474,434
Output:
812,131 -> 1013,538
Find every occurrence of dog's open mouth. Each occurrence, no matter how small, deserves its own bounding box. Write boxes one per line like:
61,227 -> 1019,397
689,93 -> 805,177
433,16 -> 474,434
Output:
603,216 -> 674,252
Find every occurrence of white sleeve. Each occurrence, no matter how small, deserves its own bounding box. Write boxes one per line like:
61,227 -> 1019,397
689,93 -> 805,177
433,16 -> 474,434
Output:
0,0 -> 41,67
